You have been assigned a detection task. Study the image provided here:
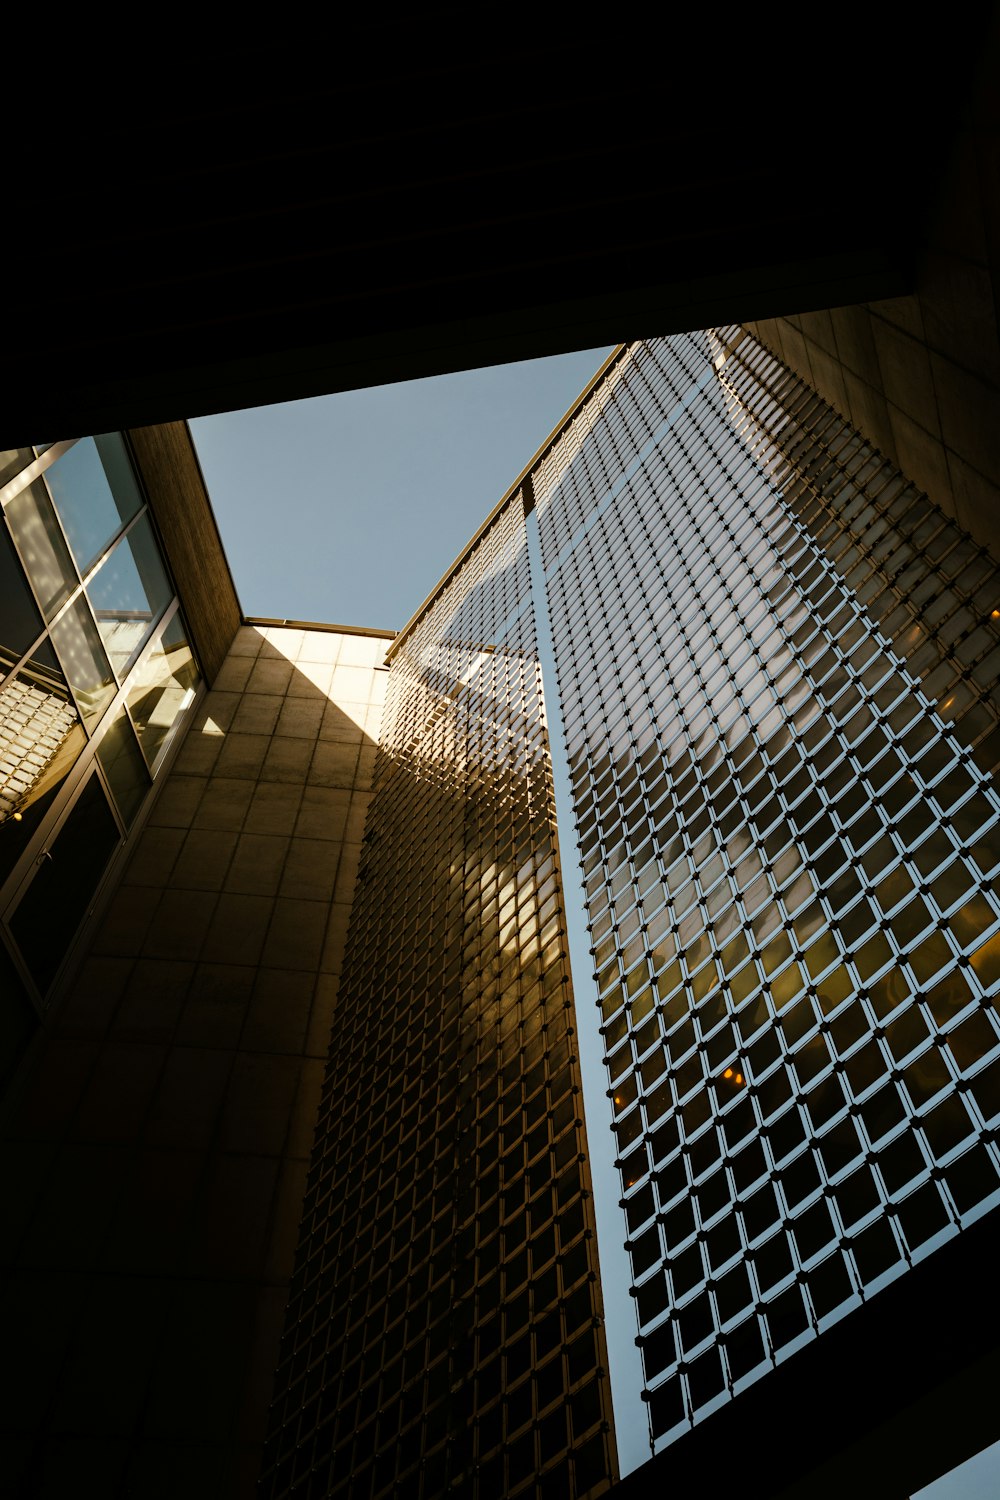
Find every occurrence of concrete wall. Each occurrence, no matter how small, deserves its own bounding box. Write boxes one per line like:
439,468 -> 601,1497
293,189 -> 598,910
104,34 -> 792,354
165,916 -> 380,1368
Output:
0,623 -> 389,1498
744,112 -> 1000,561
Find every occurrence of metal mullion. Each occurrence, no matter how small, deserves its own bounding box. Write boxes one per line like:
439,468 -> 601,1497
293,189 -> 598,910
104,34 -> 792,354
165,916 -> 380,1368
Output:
0,440 -> 80,512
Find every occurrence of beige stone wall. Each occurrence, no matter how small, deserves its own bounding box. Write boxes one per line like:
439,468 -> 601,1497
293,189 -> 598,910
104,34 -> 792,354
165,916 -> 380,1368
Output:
0,622 -> 389,1497
744,120 -> 1000,562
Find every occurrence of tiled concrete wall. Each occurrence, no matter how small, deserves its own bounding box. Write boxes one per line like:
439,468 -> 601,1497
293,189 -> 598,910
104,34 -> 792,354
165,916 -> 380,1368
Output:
0,623 -> 388,1498
744,120 -> 1000,561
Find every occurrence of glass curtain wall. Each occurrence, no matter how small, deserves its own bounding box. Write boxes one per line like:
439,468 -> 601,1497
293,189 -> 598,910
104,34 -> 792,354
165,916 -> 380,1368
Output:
533,330 -> 1000,1453
0,436 -> 202,1073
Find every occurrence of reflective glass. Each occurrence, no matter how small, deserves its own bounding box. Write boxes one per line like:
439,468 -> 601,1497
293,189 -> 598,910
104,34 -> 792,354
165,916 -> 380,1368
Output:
45,434 -> 144,576
126,611 -> 200,769
96,708 -> 150,827
0,663 -> 86,883
49,595 -> 117,727
4,478 -> 78,621
0,522 -> 46,679
86,513 -> 171,678
9,771 -> 120,995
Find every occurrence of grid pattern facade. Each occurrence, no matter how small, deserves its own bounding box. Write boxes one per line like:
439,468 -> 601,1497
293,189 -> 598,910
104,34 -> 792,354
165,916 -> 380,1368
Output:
260,498 -> 615,1499
534,330 -> 1000,1449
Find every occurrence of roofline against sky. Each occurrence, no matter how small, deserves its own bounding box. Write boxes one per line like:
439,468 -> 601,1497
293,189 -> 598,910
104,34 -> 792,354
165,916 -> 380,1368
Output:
385,342 -> 628,661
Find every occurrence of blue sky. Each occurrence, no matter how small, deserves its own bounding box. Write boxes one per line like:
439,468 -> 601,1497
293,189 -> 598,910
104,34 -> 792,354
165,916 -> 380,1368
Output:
190,347 -> 614,632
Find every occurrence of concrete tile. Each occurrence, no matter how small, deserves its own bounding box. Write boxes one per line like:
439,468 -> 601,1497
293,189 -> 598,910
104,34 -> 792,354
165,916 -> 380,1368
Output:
122,825 -> 185,887
275,697 -> 325,740
0,1136 -> 58,1266
871,316 -> 941,438
113,958 -> 194,1042
261,735 -> 314,783
842,372 -> 898,465
200,893 -> 274,966
142,888 -> 217,962
214,731 -> 270,779
226,832 -> 290,896
306,973 -> 339,1056
319,903 -> 353,977
946,450 -> 1000,552
336,635 -> 385,668
318,702 -> 366,742
286,659 -> 333,697
146,775 -> 206,830
264,626 -> 304,659
54,955 -> 133,1038
295,786 -> 350,841
92,884 -> 161,958
3,1038 -> 98,1142
194,689 -> 242,732
184,1157 -> 280,1280
280,837 -> 339,902
309,740 -> 360,788
806,343 -> 850,421
330,665 -> 376,702
259,898 -> 328,971
228,626 -> 266,658
264,1157 -> 309,1280
931,352 -> 1000,492
169,828 -> 238,892
141,1280 -> 256,1437
103,1149 -> 204,1275
245,782 -> 304,836
830,304 -> 882,385
297,631 -> 341,665
0,1271 -> 86,1427
145,1044 -> 234,1147
211,654 -> 255,692
286,1058 -> 325,1158
230,693 -> 282,736
345,792 -> 372,842
333,843 -> 363,904
356,744 -> 378,786
169,726 -> 223,777
242,968 -> 315,1053
246,658 -> 294,696
886,403 -> 955,516
45,1276 -> 171,1435
19,1142 -> 132,1269
234,1285 -> 288,1442
74,1042 -> 166,1144
218,1053 -> 302,1155
190,776 -> 255,832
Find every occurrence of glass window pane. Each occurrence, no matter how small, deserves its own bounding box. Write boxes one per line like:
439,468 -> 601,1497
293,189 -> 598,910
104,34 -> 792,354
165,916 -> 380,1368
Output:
0,522 -> 46,679
97,709 -> 150,827
49,596 -> 117,728
126,612 -> 200,770
9,772 -> 120,995
0,940 -> 38,1089
4,479 -> 78,621
86,514 -> 172,678
0,663 -> 87,884
45,435 -> 144,576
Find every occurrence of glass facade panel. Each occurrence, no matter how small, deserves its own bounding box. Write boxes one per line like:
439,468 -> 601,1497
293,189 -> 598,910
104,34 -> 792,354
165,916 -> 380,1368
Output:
49,594 -> 117,727
5,478 -> 78,621
86,512 -> 172,677
96,707 -> 150,827
126,610 -> 199,769
0,521 -> 46,679
9,772 -> 120,995
0,662 -> 86,883
46,433 -> 144,575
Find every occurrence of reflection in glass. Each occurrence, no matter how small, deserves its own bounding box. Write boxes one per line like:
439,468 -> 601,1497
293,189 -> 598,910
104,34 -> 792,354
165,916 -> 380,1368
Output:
4,479 -> 78,621
9,772 -> 120,995
126,611 -> 200,769
0,522 -> 46,680
86,513 -> 171,678
49,595 -> 117,727
97,708 -> 150,827
46,435 -> 144,576
0,662 -> 86,884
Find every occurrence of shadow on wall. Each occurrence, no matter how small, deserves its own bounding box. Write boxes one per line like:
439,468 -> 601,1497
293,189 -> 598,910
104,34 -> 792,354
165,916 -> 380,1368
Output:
0,623 -> 386,1500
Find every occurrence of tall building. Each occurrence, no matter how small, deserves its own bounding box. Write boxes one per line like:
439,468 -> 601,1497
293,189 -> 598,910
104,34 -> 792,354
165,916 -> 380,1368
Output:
3,321 -> 1000,1499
